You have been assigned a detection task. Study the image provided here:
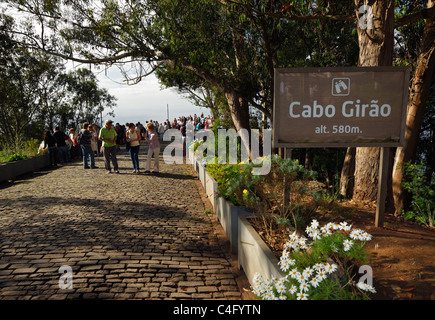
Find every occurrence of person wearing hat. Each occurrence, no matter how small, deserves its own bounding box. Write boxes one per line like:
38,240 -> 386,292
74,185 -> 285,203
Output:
98,119 -> 119,173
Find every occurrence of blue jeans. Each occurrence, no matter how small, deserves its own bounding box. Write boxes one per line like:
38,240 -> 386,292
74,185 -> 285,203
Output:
57,145 -> 70,163
81,145 -> 95,168
129,145 -> 140,170
48,147 -> 56,166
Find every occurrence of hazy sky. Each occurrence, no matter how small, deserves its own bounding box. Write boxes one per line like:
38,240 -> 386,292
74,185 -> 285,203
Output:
87,64 -> 212,125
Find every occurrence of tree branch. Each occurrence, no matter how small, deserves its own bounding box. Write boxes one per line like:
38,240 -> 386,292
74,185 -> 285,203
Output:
395,7 -> 435,28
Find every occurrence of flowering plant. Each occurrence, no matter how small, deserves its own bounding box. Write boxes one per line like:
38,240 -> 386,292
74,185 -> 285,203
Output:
252,219 -> 376,300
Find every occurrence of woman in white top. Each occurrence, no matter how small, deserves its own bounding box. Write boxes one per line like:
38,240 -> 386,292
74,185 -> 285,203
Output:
126,123 -> 142,173
88,124 -> 99,156
145,122 -> 160,174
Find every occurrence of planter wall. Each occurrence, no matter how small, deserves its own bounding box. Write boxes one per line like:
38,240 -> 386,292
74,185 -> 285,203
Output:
193,159 -> 282,286
205,170 -> 218,210
238,214 -> 285,284
197,159 -> 207,190
215,197 -> 250,254
0,154 -> 50,184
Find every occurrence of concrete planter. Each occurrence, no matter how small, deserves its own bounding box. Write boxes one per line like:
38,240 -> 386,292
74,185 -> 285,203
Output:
204,170 -> 218,210
198,165 -> 282,285
238,214 -> 285,284
0,162 -> 13,183
34,153 -> 50,169
215,197 -> 250,254
197,159 -> 206,189
187,146 -> 196,169
0,154 -> 50,183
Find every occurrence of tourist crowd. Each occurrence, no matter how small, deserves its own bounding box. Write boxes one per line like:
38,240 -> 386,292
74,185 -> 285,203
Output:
42,113 -> 213,174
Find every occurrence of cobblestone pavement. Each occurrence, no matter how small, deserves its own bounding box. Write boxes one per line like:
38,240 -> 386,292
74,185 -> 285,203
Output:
0,143 -> 248,300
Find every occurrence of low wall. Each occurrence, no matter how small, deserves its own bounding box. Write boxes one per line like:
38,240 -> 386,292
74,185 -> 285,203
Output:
194,157 -> 282,286
0,154 -> 50,183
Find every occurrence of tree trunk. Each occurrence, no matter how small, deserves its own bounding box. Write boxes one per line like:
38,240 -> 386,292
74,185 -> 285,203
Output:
225,87 -> 251,132
304,148 -> 313,170
340,147 -> 356,198
392,0 -> 435,216
352,0 -> 395,201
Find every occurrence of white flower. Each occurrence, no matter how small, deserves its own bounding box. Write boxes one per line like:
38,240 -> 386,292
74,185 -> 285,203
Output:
264,291 -> 277,300
305,225 -> 313,235
313,263 -> 324,272
310,219 -> 320,229
316,270 -> 327,281
289,268 -> 299,279
324,263 -> 338,274
359,231 -> 373,241
297,237 -> 308,250
350,229 -> 363,240
288,285 -> 297,295
357,282 -> 377,294
343,239 -> 354,252
286,240 -> 299,250
275,281 -> 286,293
289,232 -> 298,241
310,277 -> 320,288
343,239 -> 353,246
339,221 -> 352,231
297,273 -> 309,283
310,230 -> 322,240
296,291 -> 308,300
299,281 -> 310,292
279,257 -> 292,272
302,267 -> 314,278
320,225 -> 332,235
264,280 -> 274,292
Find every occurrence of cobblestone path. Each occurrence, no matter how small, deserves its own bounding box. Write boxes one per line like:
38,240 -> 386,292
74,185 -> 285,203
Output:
0,144 -> 246,300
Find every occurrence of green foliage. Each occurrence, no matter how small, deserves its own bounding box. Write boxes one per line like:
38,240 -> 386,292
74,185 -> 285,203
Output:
402,162 -> 435,227
0,138 -> 42,162
5,153 -> 28,162
209,154 -> 318,243
23,138 -> 40,157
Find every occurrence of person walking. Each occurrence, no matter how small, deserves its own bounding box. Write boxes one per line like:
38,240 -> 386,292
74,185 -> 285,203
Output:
53,127 -> 71,164
78,122 -> 98,169
88,124 -> 99,156
126,123 -> 141,173
43,130 -> 57,167
99,119 -> 119,174
144,122 -> 160,174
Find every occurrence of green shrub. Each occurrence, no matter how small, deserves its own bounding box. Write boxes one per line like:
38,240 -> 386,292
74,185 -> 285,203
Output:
6,153 -> 28,162
402,162 -> 435,228
211,154 -> 318,245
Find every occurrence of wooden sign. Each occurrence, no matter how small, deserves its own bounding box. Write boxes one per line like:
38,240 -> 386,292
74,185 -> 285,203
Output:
273,67 -> 409,148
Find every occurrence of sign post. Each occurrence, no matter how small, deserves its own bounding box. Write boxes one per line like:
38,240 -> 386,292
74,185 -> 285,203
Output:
273,67 -> 409,227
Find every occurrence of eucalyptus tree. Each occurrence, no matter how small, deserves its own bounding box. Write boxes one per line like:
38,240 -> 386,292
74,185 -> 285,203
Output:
0,14 -> 116,149
0,17 -> 59,149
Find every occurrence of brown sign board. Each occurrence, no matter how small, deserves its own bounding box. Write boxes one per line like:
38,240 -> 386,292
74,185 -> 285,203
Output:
273,67 -> 410,148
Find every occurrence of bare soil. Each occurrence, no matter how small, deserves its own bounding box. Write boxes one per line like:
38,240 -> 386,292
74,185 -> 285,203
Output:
336,201 -> 435,300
